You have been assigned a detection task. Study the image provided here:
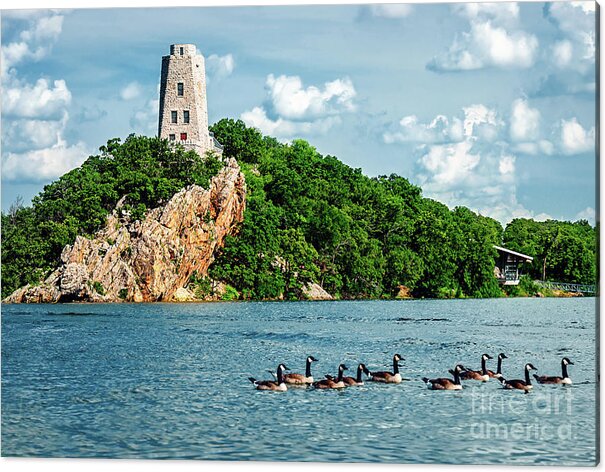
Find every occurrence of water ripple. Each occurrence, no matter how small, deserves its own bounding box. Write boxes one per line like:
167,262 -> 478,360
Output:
1,298 -> 597,465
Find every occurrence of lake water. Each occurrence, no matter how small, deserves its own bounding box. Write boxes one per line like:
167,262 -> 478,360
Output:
1,298 -> 598,465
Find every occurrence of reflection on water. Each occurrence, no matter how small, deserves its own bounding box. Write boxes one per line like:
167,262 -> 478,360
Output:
1,298 -> 597,464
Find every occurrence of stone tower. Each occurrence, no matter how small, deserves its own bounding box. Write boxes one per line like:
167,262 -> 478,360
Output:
158,43 -> 222,156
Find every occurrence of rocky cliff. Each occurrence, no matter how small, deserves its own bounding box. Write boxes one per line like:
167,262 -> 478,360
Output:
4,158 -> 246,303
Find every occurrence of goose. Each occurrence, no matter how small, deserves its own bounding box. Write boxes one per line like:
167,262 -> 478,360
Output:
249,364 -> 290,391
313,364 -> 348,389
270,356 -> 318,385
422,364 -> 466,390
369,354 -> 404,383
340,363 -> 370,386
498,363 -> 537,393
460,353 -> 493,381
533,357 -> 574,385
487,353 -> 508,379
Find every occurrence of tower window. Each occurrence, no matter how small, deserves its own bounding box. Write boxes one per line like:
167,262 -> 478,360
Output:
183,110 -> 190,123
169,134 -> 175,141
177,82 -> 184,96
180,47 -> 184,55
171,111 -> 177,123
180,133 -> 187,141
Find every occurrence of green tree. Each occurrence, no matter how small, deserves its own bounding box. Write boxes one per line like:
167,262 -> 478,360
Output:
1,135 -> 223,298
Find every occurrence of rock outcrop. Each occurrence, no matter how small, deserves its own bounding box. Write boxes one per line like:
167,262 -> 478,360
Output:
5,158 -> 246,303
301,282 -> 333,301
395,285 -> 413,299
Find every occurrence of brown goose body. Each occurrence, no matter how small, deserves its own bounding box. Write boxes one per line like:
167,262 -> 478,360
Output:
533,375 -> 569,385
533,357 -> 573,385
460,354 -> 492,381
369,354 -> 403,384
313,364 -> 348,389
314,376 -> 343,389
283,356 -> 318,385
341,363 -> 370,386
423,365 -> 465,390
249,364 -> 289,392
498,363 -> 537,393
460,370 -> 488,381
487,353 -> 508,378
253,380 -> 287,391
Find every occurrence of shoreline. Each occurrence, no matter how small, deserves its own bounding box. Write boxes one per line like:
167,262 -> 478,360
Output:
2,293 -> 595,305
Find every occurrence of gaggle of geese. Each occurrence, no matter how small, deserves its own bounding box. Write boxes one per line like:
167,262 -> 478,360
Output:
248,353 -> 574,394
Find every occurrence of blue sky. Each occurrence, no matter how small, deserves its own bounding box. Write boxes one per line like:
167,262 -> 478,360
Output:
1,1 -> 597,225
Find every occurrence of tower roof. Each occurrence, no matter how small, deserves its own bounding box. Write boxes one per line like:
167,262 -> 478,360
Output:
169,44 -> 197,56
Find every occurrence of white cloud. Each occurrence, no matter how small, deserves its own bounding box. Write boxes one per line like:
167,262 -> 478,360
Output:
418,140 -> 481,187
512,140 -> 553,156
452,2 -> 519,25
552,40 -> 573,68
385,96 -> 592,160
533,2 -> 595,96
498,155 -> 515,175
368,4 -> 413,18
265,74 -> 356,120
575,206 -> 596,225
382,101 -> 564,223
2,78 -> 71,119
383,114 -> 464,144
120,81 -> 142,101
461,103 -> 503,140
1,13 -> 64,77
415,140 -> 533,224
241,74 -> 355,139
1,11 -> 89,184
571,1 -> 596,14
509,98 -> 540,142
547,2 -> 595,40
428,3 -> 538,72
508,110 -> 593,157
20,14 -> 64,43
241,106 -> 340,139
429,20 -> 538,71
559,118 -> 595,155
546,2 -> 595,71
130,98 -> 159,134
2,139 -> 89,182
206,53 -> 235,79
384,103 -> 504,146
412,104 -> 521,223
2,112 -> 68,153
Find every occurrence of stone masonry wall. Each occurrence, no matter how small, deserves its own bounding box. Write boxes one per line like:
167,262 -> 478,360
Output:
158,43 -> 213,154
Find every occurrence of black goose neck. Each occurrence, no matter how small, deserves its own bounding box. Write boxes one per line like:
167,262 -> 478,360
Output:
524,368 -> 532,385
481,357 -> 488,375
337,367 -> 345,382
562,362 -> 569,379
393,358 -> 399,375
497,357 -> 503,375
454,370 -> 461,385
305,359 -> 312,378
356,365 -> 363,383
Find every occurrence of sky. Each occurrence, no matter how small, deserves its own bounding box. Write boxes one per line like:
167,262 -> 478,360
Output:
0,1 -> 598,225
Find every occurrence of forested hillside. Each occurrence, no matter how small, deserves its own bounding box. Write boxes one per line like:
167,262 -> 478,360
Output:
1,137 -> 223,298
208,119 -> 597,299
1,120 -> 598,300
503,218 -> 597,285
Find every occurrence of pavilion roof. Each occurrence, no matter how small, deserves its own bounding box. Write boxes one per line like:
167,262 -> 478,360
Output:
493,245 -> 533,262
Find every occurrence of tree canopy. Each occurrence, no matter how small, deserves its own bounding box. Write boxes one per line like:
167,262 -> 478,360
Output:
503,218 -> 597,285
1,122 -> 597,300
210,119 -> 593,300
